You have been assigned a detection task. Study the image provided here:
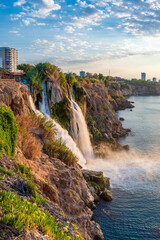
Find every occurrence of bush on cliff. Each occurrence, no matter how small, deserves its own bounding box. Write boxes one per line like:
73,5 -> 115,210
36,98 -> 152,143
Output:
0,106 -> 18,156
0,190 -> 77,240
87,114 -> 102,141
17,63 -> 35,73
45,139 -> 77,166
50,96 -> 71,131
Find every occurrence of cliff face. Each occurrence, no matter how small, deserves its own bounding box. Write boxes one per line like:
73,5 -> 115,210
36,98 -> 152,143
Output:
44,80 -> 133,142
84,82 -> 132,141
120,81 -> 160,96
0,81 -> 103,240
0,80 -> 30,115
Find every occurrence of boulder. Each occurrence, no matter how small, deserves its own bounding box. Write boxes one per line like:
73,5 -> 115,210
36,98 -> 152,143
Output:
101,189 -> 113,201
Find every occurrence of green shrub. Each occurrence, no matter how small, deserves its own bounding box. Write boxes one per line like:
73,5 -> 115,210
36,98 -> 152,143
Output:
45,140 -> 77,166
73,82 -> 86,104
0,175 -> 5,180
120,82 -> 132,91
0,190 -> 77,239
51,97 -> 71,131
0,106 -> 18,156
0,166 -> 14,176
87,114 -> 102,141
17,164 -> 33,180
25,180 -> 47,205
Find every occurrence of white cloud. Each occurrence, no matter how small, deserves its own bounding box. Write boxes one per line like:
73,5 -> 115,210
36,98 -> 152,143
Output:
10,12 -> 26,21
14,0 -> 26,7
22,18 -> 36,26
29,0 -> 61,18
9,30 -> 19,34
36,22 -> 47,26
64,26 -> 75,33
34,39 -> 55,49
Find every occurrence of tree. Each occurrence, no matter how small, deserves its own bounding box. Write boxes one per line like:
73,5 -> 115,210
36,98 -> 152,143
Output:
93,73 -> 99,79
17,64 -> 34,74
66,73 -> 76,85
98,73 -> 104,80
35,63 -> 59,82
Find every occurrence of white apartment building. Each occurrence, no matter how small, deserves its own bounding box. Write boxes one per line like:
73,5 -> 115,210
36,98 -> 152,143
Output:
0,47 -> 18,72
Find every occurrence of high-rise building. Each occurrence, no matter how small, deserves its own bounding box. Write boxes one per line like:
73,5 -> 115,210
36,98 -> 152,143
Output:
80,71 -> 85,77
152,77 -> 157,82
141,72 -> 146,81
0,47 -> 18,72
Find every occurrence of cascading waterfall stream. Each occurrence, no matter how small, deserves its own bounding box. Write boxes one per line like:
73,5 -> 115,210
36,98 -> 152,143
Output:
29,82 -> 87,166
70,99 -> 94,160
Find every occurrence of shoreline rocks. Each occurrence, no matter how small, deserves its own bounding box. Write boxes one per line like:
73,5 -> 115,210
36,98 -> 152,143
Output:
82,170 -> 113,202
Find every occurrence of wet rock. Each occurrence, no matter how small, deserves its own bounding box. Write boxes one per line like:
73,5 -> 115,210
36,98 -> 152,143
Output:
82,170 -> 110,189
119,117 -> 124,121
101,189 -> 113,201
82,169 -> 112,204
123,145 -> 130,151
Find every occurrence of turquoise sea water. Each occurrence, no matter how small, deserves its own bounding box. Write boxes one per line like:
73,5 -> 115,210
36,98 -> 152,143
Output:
88,96 -> 160,240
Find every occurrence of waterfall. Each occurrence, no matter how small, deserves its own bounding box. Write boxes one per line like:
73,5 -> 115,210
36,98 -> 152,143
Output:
70,90 -> 94,160
29,84 -> 86,166
39,82 -> 50,116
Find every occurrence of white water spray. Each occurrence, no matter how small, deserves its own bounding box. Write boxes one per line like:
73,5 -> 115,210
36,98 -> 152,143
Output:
71,100 -> 94,160
29,83 -> 86,166
86,148 -> 160,191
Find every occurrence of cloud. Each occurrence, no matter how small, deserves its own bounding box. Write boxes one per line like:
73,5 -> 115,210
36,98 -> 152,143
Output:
9,30 -> 19,34
14,0 -> 26,7
10,12 -> 26,21
0,4 -> 6,8
29,0 -> 61,18
22,18 -> 36,26
36,22 -> 47,26
64,26 -> 75,33
81,6 -> 99,17
34,39 -> 55,50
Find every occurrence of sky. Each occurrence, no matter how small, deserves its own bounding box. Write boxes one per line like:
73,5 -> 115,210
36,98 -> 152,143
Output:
1,0 -> 160,79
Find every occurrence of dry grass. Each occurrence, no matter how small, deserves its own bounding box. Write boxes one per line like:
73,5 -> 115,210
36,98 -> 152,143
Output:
17,122 -> 42,159
45,139 -> 77,166
16,113 -> 56,159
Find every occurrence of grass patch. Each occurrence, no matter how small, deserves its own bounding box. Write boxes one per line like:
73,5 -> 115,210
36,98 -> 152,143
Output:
45,140 -> 77,166
17,164 -> 33,180
0,190 -> 77,239
50,96 -> 71,131
16,113 -> 56,159
0,106 -> 18,156
0,166 -> 14,177
0,175 -> 5,180
90,182 -> 101,191
25,180 -> 47,205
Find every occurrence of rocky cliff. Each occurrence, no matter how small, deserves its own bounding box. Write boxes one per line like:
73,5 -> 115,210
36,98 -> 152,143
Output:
83,81 -> 133,142
0,80 -> 30,115
120,80 -> 160,96
0,80 -> 105,240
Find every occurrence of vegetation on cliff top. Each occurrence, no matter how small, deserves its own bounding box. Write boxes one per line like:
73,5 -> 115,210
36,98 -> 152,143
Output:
0,190 -> 78,240
0,106 -> 18,156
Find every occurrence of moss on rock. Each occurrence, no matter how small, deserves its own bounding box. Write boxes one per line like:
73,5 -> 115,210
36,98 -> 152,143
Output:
50,96 -> 71,130
0,106 -> 18,156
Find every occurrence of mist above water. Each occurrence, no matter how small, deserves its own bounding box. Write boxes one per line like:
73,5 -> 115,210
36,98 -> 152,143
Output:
86,148 -> 160,191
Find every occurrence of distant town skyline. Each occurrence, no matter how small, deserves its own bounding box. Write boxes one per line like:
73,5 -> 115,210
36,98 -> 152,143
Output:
1,0 -> 160,79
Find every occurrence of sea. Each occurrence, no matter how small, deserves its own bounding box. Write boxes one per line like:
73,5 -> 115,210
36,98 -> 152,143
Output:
87,96 -> 160,240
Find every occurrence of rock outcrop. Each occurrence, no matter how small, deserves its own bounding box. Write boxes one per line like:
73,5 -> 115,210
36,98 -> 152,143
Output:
120,80 -> 160,96
14,149 -> 104,240
82,170 -> 112,202
46,81 -> 64,105
83,82 -> 132,141
0,80 -> 30,115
